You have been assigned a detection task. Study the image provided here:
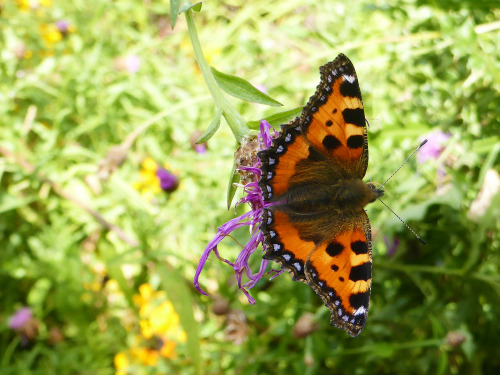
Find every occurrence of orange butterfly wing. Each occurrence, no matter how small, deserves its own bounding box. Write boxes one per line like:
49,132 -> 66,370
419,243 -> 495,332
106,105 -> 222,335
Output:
259,118 -> 330,282
259,54 -> 377,336
300,53 -> 368,178
305,212 -> 372,336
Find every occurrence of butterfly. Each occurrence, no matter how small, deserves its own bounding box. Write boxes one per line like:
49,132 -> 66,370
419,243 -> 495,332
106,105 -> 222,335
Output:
258,54 -> 383,336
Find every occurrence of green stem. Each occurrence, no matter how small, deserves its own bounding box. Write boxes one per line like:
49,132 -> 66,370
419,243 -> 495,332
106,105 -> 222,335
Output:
331,338 -> 443,356
377,262 -> 464,276
377,261 -> 500,288
185,9 -> 248,143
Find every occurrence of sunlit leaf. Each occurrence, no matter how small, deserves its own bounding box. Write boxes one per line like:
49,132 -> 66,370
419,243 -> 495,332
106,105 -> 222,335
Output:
158,265 -> 202,375
197,108 -> 222,143
211,67 -> 282,106
248,107 -> 302,129
178,1 -> 202,14
170,0 -> 180,29
226,163 -> 239,209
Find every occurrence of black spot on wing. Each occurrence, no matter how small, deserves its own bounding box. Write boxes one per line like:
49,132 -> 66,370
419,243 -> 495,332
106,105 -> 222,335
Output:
339,79 -> 361,99
351,240 -> 368,255
342,108 -> 365,127
322,135 -> 342,150
349,262 -> 372,282
326,242 -> 343,257
347,135 -> 364,149
349,290 -> 370,310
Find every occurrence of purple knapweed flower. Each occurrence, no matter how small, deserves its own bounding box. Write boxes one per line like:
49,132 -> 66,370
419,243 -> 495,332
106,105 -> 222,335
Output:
194,120 -> 281,304
156,166 -> 179,193
9,307 -> 33,330
56,20 -> 70,34
417,131 -> 451,164
9,307 -> 39,346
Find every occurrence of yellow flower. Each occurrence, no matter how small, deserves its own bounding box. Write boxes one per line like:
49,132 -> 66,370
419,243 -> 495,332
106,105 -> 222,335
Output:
136,284 -> 186,337
159,340 -> 177,359
133,158 -> 162,200
83,281 -> 102,292
139,319 -> 154,339
16,0 -> 52,11
138,283 -> 154,302
139,298 -> 183,340
115,283 -> 187,372
133,158 -> 178,200
40,24 -> 62,47
130,347 -> 159,366
114,351 -> 128,375
150,301 -> 180,334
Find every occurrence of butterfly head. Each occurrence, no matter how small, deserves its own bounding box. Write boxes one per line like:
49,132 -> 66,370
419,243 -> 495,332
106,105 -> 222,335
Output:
366,181 -> 384,203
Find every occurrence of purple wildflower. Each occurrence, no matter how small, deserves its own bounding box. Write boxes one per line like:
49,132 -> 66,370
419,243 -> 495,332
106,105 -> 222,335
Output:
417,131 -> 451,164
56,20 -> 70,34
190,131 -> 209,154
194,120 -> 280,304
383,236 -> 400,258
194,144 -> 207,154
9,307 -> 39,346
9,307 -> 32,330
156,167 -> 179,193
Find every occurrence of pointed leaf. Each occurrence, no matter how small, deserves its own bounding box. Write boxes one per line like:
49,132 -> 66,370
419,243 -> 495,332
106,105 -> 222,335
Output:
211,67 -> 282,107
197,108 -> 222,143
101,246 -> 135,308
248,107 -> 303,129
158,264 -> 202,375
227,163 -> 239,209
0,193 -> 37,214
170,0 -> 180,29
178,1 -> 202,14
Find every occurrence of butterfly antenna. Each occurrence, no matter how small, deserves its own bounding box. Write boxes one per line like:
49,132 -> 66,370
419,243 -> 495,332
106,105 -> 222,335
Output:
377,198 -> 426,245
379,139 -> 428,189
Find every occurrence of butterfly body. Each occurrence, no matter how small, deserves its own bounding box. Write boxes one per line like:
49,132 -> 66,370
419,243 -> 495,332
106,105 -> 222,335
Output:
258,54 -> 381,336
277,179 -> 381,215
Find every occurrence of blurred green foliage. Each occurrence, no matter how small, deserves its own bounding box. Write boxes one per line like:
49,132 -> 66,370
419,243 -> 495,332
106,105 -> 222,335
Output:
1,0 -> 499,374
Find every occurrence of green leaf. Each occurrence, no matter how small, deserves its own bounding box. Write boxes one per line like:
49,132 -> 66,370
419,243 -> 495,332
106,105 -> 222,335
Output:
170,0 -> 180,29
476,142 -> 500,189
197,108 -> 222,143
158,264 -> 202,375
247,107 -> 303,129
211,66 -> 282,107
178,1 -> 202,14
27,278 -> 52,313
101,246 -> 135,308
0,192 -> 37,214
226,163 -> 239,209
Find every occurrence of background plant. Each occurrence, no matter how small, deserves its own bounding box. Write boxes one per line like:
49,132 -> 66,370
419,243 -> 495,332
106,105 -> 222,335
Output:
1,0 -> 499,374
